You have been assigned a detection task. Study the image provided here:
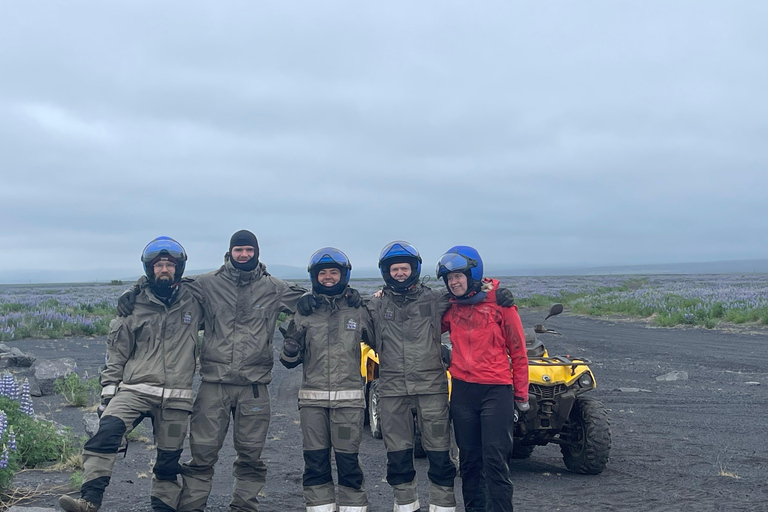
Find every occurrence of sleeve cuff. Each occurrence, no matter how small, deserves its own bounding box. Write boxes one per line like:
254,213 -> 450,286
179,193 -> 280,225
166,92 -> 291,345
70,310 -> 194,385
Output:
102,384 -> 118,397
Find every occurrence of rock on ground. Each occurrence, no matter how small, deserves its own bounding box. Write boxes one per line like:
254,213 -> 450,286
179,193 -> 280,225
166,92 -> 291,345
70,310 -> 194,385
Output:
33,357 -> 78,395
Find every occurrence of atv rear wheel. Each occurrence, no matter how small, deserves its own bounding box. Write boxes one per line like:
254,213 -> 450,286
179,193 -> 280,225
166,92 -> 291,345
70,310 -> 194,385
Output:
368,379 -> 383,439
560,396 -> 611,474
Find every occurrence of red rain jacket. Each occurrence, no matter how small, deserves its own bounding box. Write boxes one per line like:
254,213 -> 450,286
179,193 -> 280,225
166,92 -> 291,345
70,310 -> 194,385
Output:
441,279 -> 529,399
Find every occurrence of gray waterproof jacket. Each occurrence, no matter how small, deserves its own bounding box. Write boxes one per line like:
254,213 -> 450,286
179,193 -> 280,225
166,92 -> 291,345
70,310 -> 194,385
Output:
365,284 -> 450,397
102,284 -> 203,411
188,260 -> 306,386
280,291 -> 374,409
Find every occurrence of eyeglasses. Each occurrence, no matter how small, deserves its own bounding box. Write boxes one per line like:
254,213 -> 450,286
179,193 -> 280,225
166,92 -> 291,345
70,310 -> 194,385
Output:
153,262 -> 177,270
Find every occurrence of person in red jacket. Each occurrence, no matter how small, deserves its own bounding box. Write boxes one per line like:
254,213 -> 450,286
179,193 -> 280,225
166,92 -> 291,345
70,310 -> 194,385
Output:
437,246 -> 529,512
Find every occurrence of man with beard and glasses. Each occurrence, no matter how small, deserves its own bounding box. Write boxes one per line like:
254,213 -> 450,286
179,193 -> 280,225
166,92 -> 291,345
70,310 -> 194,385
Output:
118,230 -> 362,511
60,237 -> 202,512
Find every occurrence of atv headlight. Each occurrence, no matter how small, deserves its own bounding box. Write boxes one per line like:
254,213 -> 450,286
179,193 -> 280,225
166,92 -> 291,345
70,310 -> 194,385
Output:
578,373 -> 593,388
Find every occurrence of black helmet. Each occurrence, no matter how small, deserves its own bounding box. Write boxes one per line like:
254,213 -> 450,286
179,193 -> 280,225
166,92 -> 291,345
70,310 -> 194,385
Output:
378,241 -> 422,292
308,247 -> 351,296
141,236 -> 187,285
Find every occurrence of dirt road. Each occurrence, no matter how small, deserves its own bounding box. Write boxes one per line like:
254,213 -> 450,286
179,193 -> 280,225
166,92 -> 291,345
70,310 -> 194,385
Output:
10,309 -> 768,511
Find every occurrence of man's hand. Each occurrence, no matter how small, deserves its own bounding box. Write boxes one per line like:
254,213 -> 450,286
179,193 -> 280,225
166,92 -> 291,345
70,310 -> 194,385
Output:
117,286 -> 140,317
278,322 -> 305,356
345,287 -> 362,308
296,293 -> 317,316
282,339 -> 300,358
496,288 -> 515,308
441,343 -> 452,367
97,396 -> 112,417
514,397 -> 530,412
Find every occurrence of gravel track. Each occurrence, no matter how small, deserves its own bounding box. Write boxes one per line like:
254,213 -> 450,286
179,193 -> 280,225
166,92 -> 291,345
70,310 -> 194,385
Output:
8,308 -> 768,511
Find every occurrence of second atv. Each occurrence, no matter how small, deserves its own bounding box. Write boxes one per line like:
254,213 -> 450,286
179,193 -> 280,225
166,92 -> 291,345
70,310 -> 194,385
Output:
512,304 -> 611,474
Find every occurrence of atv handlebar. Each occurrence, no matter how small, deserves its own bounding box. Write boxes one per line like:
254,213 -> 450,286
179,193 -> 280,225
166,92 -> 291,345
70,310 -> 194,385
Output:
533,324 -> 561,335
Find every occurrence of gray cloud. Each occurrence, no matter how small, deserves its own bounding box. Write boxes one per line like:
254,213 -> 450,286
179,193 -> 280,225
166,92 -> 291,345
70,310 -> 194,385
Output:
1,1 -> 767,281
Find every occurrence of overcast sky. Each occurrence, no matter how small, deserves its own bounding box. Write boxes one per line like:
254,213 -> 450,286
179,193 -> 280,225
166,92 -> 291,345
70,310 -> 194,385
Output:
1,1 -> 767,282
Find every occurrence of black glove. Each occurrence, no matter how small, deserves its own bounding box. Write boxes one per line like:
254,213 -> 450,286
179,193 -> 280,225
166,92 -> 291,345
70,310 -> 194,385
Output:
296,293 -> 317,316
440,343 -> 452,367
117,286 -> 140,317
496,288 -> 515,308
278,322 -> 304,354
345,287 -> 362,308
514,397 -> 530,412
282,338 -> 300,358
98,396 -> 112,417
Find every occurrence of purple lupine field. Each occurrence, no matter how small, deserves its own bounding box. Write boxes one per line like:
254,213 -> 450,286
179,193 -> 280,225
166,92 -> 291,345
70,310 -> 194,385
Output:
6,275 -> 767,341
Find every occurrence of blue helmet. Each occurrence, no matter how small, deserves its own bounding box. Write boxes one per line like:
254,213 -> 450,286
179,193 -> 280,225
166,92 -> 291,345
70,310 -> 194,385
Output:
436,245 -> 483,297
308,247 -> 351,296
141,236 -> 187,284
378,240 -> 422,292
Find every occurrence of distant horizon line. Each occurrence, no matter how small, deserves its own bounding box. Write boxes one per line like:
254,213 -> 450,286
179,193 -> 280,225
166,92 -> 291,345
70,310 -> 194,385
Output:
2,258 -> 768,286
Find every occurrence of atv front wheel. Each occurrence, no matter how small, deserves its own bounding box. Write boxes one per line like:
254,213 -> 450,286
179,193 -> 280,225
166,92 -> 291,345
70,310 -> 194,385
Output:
560,396 -> 611,474
368,379 -> 383,439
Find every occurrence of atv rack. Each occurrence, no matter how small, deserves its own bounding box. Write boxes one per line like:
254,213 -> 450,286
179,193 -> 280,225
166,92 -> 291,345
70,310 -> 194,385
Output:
527,356 -> 592,376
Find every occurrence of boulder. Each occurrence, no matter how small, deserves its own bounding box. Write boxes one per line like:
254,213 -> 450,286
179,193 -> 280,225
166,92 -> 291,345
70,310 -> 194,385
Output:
0,354 -> 13,368
0,347 -> 36,368
0,343 -> 10,353
84,412 -> 100,437
7,368 -> 42,396
10,347 -> 36,367
33,358 -> 78,395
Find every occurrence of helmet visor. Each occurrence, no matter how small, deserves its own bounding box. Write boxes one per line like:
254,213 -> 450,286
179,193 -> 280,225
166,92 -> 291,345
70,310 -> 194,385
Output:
143,238 -> 186,263
379,241 -> 420,262
308,248 -> 351,271
436,253 -> 478,277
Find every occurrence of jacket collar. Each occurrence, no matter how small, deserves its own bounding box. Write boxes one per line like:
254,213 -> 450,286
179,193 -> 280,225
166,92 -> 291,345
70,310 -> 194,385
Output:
219,259 -> 265,285
313,290 -> 347,309
383,282 -> 425,303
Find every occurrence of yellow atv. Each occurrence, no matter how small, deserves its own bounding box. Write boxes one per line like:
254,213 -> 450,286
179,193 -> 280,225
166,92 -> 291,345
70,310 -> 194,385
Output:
513,304 -> 611,475
361,343 -> 450,459
360,343 -> 382,438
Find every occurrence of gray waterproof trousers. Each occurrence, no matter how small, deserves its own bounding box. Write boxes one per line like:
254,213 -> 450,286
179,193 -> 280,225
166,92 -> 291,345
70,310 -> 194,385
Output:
300,406 -> 368,512
80,390 -> 189,511
380,393 -> 456,512
178,382 -> 271,512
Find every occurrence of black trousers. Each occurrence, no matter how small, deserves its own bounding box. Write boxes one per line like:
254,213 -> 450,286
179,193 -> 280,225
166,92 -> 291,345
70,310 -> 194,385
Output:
451,379 -> 515,512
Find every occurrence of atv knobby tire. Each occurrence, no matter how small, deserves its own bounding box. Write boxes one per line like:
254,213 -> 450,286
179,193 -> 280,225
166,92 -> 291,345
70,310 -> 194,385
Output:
368,379 -> 383,439
560,396 -> 611,474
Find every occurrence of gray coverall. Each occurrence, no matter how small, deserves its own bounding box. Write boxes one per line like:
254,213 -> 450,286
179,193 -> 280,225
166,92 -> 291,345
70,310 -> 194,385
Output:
280,290 -> 374,512
82,284 -> 202,511
177,260 -> 306,512
366,284 -> 456,512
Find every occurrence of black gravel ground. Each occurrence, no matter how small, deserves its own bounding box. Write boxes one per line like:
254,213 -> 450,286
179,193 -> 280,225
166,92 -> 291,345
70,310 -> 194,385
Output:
8,307 -> 768,512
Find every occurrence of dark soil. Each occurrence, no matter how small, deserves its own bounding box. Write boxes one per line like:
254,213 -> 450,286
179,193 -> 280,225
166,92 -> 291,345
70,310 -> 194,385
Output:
7,308 -> 768,512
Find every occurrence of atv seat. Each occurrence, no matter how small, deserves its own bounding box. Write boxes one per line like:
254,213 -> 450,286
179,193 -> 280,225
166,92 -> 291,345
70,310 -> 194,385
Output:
525,328 -> 546,357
